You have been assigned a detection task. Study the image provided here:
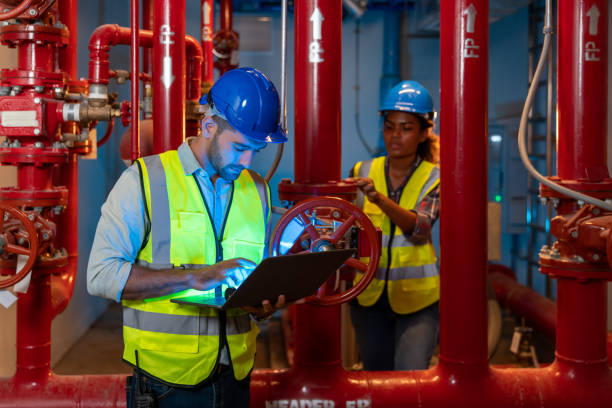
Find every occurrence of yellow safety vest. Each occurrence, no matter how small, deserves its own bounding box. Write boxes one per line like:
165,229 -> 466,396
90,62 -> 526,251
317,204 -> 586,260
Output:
122,150 -> 269,386
353,156 -> 440,314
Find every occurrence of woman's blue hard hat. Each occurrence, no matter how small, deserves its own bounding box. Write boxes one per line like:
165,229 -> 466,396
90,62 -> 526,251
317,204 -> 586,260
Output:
380,80 -> 436,121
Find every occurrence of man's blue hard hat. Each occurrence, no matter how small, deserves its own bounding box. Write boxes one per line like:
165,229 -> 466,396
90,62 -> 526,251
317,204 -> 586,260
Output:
200,67 -> 287,143
380,80 -> 436,121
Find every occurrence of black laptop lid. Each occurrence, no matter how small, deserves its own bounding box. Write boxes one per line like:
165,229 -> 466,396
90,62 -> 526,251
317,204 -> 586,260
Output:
171,249 -> 354,309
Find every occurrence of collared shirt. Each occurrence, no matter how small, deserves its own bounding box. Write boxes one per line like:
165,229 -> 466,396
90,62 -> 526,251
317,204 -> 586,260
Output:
350,156 -> 440,244
87,139 -> 269,302
384,156 -> 440,244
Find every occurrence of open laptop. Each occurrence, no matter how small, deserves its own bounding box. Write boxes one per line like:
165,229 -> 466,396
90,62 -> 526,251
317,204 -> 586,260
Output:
171,249 -> 354,309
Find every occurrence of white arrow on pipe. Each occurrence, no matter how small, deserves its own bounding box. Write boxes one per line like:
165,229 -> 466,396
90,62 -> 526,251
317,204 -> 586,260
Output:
587,4 -> 600,36
162,56 -> 175,89
464,3 -> 477,34
310,7 -> 324,41
202,1 -> 213,41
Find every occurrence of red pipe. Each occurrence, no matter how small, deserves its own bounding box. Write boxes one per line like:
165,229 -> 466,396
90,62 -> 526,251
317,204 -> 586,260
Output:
201,0 -> 214,91
488,266 -> 556,340
88,25 -> 201,98
439,0 -> 489,365
292,0 -> 342,366
142,0 -> 153,76
557,0 -> 609,181
96,117 -> 115,147
58,0 -> 77,78
50,152 -> 78,317
293,0 -> 342,185
0,0 -> 36,21
220,0 -> 232,31
185,36 -> 203,101
130,0 -> 140,162
153,0 -> 185,153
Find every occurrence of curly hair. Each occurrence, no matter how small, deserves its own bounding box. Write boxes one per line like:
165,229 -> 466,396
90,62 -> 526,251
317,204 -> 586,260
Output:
413,115 -> 440,164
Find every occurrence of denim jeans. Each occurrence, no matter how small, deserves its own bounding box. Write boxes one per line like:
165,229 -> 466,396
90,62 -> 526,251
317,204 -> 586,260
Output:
126,366 -> 250,408
350,294 -> 439,371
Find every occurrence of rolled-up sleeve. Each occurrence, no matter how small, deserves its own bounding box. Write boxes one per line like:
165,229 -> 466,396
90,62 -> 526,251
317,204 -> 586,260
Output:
87,164 -> 146,302
406,185 -> 440,245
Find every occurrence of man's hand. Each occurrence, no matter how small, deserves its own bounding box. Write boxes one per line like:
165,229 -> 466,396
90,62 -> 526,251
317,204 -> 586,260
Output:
192,258 -> 255,291
242,295 -> 305,320
345,177 -> 381,204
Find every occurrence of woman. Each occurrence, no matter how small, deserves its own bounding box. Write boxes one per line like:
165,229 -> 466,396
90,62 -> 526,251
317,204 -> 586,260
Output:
348,80 -> 440,371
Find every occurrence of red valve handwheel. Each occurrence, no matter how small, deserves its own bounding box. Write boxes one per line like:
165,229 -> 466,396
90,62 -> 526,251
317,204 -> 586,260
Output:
0,205 -> 39,289
271,196 -> 380,306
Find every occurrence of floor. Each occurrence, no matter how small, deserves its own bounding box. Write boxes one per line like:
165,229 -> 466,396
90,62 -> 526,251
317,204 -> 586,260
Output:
53,302 -> 289,375
53,302 -> 553,375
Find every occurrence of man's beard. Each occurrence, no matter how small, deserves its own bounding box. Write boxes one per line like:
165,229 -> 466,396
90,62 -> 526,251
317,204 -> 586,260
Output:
208,135 -> 244,181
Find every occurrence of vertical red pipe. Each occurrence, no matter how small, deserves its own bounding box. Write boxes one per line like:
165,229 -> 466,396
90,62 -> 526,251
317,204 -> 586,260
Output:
292,0 -> 343,366
59,0 -> 77,78
439,0 -> 489,365
201,0 -> 214,91
153,0 -> 186,153
294,0 -> 342,184
131,0 -> 140,161
142,0 -> 153,76
556,279 -> 608,363
555,0 -> 609,364
53,0 -> 79,319
557,0 -> 609,181
220,0 -> 232,31
14,274 -> 53,384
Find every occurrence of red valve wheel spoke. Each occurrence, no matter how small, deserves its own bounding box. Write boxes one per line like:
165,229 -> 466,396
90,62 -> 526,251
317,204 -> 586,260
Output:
330,214 -> 357,244
298,212 -> 320,241
346,257 -> 368,272
0,209 -> 4,231
5,243 -> 30,256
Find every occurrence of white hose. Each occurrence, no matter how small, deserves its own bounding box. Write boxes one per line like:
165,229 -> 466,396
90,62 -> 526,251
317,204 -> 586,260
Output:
518,0 -> 612,212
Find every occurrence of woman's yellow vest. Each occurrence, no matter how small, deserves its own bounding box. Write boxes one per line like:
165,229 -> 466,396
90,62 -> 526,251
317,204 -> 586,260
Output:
353,156 -> 440,314
122,150 -> 269,386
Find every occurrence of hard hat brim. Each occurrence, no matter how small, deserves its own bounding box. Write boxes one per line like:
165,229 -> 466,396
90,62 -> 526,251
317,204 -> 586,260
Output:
244,125 -> 288,144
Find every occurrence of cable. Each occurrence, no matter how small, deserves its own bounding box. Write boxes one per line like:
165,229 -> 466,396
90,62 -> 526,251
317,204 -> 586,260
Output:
517,0 -> 612,212
354,20 -> 378,157
265,0 -> 288,182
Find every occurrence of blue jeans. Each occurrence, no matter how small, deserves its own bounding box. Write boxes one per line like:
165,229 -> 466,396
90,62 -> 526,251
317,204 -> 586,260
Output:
126,366 -> 249,408
350,295 -> 439,371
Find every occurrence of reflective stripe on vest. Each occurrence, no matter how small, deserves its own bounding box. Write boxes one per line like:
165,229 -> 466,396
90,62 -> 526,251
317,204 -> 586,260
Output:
354,156 -> 440,314
123,150 -> 268,386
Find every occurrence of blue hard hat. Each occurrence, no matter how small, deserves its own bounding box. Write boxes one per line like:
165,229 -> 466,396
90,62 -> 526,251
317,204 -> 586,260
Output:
380,80 -> 436,121
200,67 -> 287,143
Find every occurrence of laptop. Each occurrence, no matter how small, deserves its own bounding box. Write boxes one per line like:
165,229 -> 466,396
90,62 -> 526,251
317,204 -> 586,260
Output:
171,249 -> 355,309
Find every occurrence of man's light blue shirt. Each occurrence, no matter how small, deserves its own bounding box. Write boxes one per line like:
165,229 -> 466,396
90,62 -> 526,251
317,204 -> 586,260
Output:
87,139 -> 269,302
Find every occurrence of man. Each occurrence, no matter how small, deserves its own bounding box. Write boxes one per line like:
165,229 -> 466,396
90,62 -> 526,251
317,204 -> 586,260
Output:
87,67 -> 287,407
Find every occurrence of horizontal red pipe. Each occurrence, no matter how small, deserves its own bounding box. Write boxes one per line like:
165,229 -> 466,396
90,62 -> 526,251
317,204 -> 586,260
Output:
0,374 -> 126,407
88,24 -> 202,100
488,265 -> 556,340
250,362 -> 612,407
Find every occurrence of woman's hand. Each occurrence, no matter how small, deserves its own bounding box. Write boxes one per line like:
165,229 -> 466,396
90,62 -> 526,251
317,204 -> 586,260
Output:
345,177 -> 382,205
